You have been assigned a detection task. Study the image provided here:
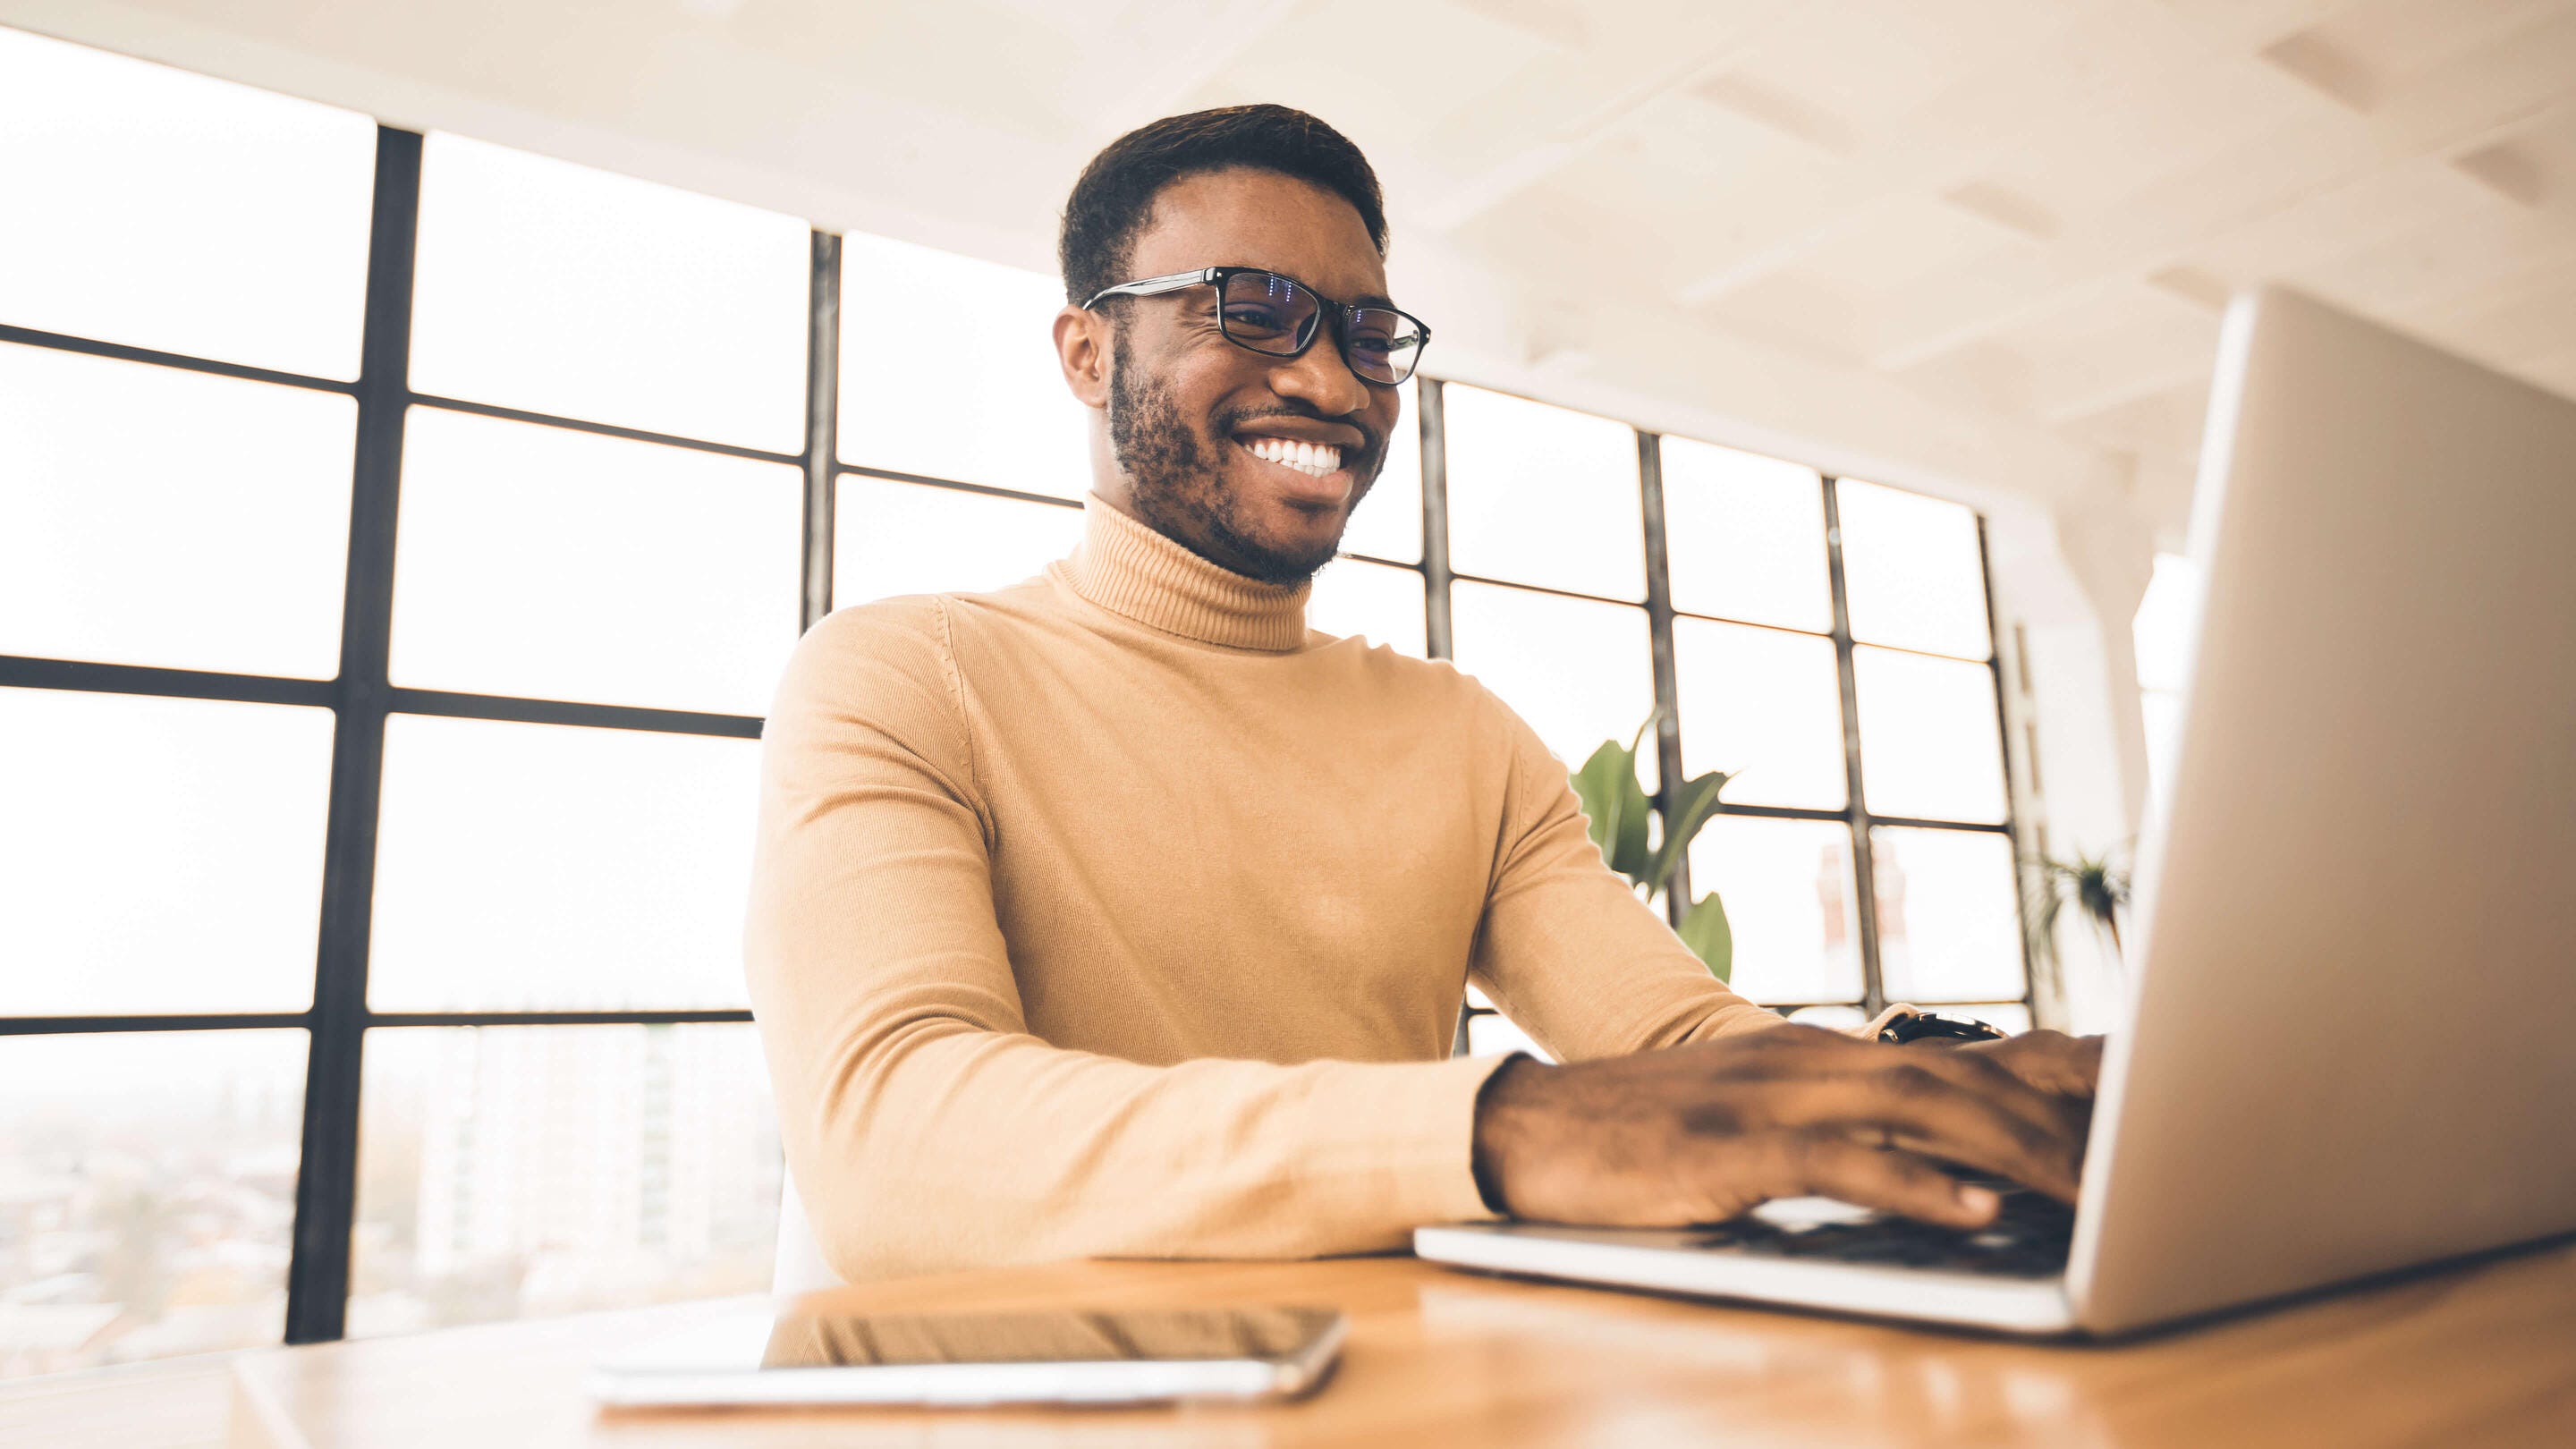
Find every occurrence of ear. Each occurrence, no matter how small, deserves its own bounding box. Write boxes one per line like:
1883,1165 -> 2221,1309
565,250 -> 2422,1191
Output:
1054,305 -> 1112,410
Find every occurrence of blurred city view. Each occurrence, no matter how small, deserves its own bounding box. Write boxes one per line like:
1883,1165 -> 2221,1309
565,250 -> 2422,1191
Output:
0,1032 -> 302,1376
1,1025 -> 779,1376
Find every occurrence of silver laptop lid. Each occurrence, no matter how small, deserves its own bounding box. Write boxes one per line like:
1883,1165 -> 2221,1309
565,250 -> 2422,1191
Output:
2068,287 -> 2576,1335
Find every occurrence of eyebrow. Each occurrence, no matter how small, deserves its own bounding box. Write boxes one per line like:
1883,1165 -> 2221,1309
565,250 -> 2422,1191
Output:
1227,265 -> 1397,310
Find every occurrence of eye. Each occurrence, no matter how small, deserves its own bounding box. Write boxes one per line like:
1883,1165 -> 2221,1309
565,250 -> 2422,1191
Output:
1351,310 -> 1404,342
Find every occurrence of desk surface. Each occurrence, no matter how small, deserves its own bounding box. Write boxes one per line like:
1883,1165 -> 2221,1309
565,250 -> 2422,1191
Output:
222,1242 -> 2576,1448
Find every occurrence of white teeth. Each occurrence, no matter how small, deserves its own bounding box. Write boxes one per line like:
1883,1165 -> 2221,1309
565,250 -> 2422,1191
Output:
1240,436 -> 1343,478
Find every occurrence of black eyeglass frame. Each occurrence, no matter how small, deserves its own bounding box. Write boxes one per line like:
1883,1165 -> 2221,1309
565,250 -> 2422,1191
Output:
1080,265 -> 1432,386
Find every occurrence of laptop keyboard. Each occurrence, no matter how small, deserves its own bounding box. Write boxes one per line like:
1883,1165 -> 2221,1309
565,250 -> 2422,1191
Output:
1685,1189 -> 2076,1279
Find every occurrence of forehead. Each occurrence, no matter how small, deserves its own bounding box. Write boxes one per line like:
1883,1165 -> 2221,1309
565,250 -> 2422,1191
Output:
1124,167 -> 1390,303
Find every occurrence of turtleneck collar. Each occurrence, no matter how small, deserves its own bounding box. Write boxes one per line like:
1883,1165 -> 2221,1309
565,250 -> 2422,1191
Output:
1056,492 -> 1312,653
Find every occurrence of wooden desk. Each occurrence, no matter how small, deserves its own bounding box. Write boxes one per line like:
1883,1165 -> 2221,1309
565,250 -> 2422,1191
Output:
224,1243 -> 2576,1448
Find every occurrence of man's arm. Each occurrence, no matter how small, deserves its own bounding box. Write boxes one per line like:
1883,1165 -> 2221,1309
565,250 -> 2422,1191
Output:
1462,688 -> 1787,1058
743,601 -> 1504,1283
1460,689 -> 2101,1226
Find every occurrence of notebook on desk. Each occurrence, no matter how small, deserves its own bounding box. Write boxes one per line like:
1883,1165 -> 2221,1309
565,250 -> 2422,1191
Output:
1418,287 -> 2576,1337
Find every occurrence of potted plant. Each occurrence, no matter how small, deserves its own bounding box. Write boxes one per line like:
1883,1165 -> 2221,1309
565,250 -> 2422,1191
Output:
1569,710 -> 1737,982
2022,844 -> 2131,1018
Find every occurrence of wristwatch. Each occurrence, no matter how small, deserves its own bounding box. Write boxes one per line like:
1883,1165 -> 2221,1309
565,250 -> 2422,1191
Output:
1878,1010 -> 2009,1046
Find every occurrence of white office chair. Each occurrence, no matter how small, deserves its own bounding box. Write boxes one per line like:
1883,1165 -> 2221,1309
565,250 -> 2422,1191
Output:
770,1170 -> 844,1298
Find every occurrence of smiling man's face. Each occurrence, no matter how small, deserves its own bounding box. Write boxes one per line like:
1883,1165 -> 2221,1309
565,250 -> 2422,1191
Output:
1058,166 -> 1403,584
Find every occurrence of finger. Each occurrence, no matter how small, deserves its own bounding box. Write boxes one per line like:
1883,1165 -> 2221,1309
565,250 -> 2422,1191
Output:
1706,1028 -> 2085,1145
1965,1032 -> 2106,1097
1762,1061 -> 2086,1202
1903,1045 -> 2097,1149
1676,1030 -> 2089,1199
2038,1034 -> 2106,1097
1733,1128 -> 2004,1231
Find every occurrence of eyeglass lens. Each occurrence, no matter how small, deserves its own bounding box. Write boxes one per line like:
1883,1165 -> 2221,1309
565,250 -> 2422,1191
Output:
1217,270 -> 1423,386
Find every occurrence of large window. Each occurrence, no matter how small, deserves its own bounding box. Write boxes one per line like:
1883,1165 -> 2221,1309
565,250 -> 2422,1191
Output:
1446,411 -> 2031,1055
2,26 -> 2023,1370
1,32 -> 803,1369
2134,552 -> 2201,799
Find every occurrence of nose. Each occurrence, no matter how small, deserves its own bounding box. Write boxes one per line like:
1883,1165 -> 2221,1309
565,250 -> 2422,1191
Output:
1267,318 -> 1371,419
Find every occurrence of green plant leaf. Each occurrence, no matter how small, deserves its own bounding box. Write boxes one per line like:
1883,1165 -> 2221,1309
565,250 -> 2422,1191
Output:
1566,732 -> 1648,881
1644,768 -> 1733,897
1677,891 -> 1733,984
1607,774 -> 1653,883
1571,740 -> 1626,860
1571,739 -> 1653,886
1607,708 -> 1662,884
2021,859 -> 2067,969
2021,846 -> 2132,970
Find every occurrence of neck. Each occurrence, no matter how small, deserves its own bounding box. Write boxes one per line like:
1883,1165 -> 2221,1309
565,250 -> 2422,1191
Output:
1061,492 -> 1312,653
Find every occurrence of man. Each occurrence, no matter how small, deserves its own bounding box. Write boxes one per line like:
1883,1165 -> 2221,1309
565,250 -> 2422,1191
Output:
746,105 -> 2099,1284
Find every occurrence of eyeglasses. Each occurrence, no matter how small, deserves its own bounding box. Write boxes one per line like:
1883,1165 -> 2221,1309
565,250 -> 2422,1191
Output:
1082,266 -> 1430,386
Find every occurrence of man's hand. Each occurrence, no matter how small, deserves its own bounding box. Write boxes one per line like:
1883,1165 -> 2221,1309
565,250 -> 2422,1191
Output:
1945,1028 -> 2104,1099
1470,1025 -> 2105,1232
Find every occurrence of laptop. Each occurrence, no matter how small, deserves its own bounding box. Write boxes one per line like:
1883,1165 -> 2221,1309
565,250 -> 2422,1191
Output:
1416,287 -> 2576,1337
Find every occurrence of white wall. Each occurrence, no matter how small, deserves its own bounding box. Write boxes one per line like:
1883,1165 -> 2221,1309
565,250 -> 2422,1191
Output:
1985,474 -> 2158,1034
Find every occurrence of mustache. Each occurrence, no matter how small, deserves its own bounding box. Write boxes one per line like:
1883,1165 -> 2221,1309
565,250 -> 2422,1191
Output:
1213,403 -> 1381,462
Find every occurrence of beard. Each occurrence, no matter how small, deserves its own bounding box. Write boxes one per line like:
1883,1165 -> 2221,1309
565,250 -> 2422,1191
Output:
1106,331 -> 1380,586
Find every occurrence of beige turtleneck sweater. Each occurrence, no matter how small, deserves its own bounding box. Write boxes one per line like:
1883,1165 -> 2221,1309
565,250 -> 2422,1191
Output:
745,492 -> 1795,1284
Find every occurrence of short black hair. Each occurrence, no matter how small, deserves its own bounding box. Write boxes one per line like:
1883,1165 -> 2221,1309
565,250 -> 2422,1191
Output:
1058,105 -> 1387,307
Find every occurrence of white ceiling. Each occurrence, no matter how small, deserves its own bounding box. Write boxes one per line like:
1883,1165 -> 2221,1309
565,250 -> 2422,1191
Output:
12,0 -> 2574,546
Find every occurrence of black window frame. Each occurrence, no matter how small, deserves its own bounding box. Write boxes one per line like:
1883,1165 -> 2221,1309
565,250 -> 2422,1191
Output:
1436,386 -> 2032,1042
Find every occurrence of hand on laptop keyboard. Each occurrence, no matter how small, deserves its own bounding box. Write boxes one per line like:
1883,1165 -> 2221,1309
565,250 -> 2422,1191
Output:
1692,1185 -> 2080,1278
1471,1024 -> 2101,1234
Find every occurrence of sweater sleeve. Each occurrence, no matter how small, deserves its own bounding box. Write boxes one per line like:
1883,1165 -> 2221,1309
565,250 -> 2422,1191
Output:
743,600 -> 1505,1284
1465,685 -> 1790,1060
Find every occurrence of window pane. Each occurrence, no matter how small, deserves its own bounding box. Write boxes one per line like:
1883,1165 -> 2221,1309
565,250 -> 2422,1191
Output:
838,233 -> 1089,497
411,133 -> 810,453
391,408 -> 801,716
0,1029 -> 306,1375
1686,817 -> 1863,1005
1854,647 -> 2008,824
368,716 -> 760,1012
1336,377 -> 1422,564
2132,552 -> 2203,694
2135,552 -> 2202,800
0,344 -> 354,678
1449,581 -> 1656,790
1443,385 -> 1643,600
0,691 -> 331,1015
2142,689 -> 2185,801
0,29 -> 374,379
1309,558 -> 1426,657
1873,826 -> 2026,1004
1942,1002 -> 2033,1035
1466,1012 -> 1554,1063
1672,619 -> 1846,810
1661,436 -> 1831,632
832,478 -> 1082,608
351,1025 -> 779,1337
1837,479 -> 1993,659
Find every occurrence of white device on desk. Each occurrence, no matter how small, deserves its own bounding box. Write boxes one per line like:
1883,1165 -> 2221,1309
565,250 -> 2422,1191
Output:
588,1303 -> 1344,1407
1418,286 -> 2576,1337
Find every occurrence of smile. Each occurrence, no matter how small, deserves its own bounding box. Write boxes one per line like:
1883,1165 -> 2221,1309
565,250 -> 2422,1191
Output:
1236,434 -> 1345,479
